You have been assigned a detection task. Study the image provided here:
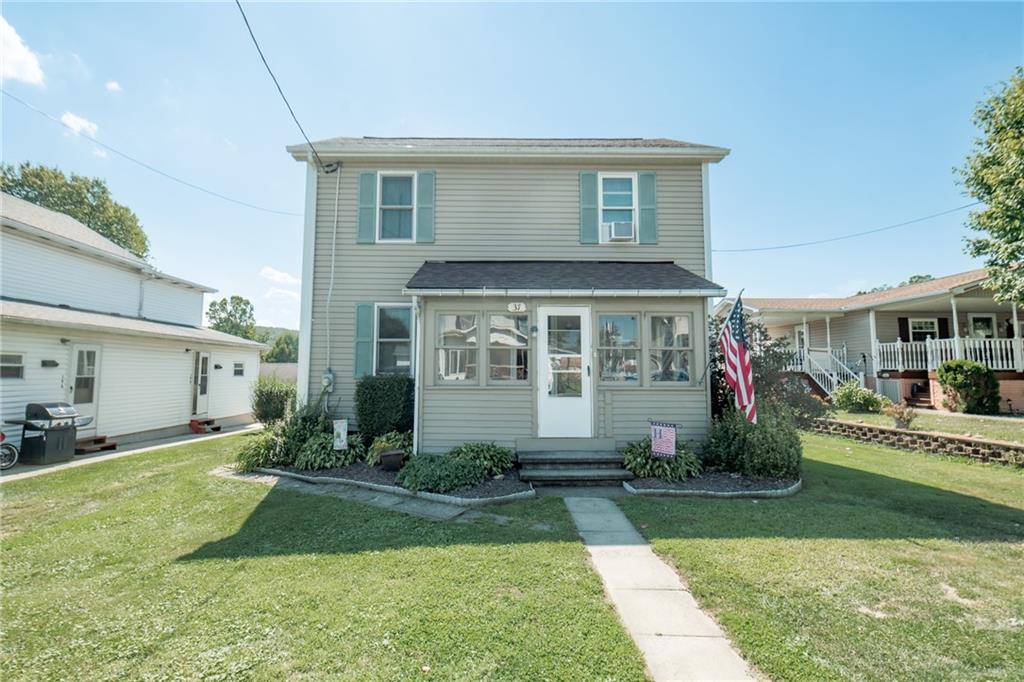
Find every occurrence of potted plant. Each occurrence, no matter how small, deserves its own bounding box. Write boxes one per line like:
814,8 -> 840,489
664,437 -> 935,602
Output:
367,431 -> 412,470
882,401 -> 916,430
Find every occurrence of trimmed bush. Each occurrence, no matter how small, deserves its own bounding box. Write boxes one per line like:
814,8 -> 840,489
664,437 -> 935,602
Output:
833,380 -> 890,413
621,437 -> 702,482
366,431 -> 413,466
447,442 -> 515,477
354,374 -> 414,442
703,404 -> 802,479
396,454 -> 488,493
936,359 -> 1001,414
250,376 -> 295,424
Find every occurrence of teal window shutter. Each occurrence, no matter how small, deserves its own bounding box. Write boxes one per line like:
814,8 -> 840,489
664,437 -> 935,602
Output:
638,172 -> 657,244
354,303 -> 374,377
416,170 -> 435,243
579,171 -> 598,244
357,172 -> 377,243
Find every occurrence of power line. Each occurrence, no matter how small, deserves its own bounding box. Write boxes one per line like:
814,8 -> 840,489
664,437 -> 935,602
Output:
3,89 -> 301,217
713,201 -> 980,253
234,0 -> 328,172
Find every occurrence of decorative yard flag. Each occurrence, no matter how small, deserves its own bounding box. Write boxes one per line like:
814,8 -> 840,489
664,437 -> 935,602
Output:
719,295 -> 758,424
333,419 -> 348,450
650,421 -> 677,459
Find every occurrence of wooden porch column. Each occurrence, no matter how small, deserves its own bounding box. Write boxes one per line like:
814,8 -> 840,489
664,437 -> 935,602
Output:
868,309 -> 879,378
802,316 -> 809,371
951,295 -> 963,359
825,316 -> 832,356
1013,303 -> 1023,372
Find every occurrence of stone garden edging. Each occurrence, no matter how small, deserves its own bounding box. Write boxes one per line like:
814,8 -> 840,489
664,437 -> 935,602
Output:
255,466 -> 536,507
622,478 -> 803,498
809,419 -> 1023,466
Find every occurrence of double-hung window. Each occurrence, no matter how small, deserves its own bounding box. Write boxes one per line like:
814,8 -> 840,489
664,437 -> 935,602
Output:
0,352 -> 24,379
376,305 -> 413,375
488,313 -> 529,383
597,314 -> 640,382
598,172 -> 637,243
649,314 -> 692,383
378,172 -> 416,242
437,314 -> 478,382
233,362 -> 245,377
909,318 -> 938,342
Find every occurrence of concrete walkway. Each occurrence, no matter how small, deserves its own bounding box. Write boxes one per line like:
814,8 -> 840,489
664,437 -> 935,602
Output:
565,497 -> 754,681
0,424 -> 261,483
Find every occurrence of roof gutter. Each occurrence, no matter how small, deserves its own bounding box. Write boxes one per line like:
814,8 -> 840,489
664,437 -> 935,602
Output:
288,145 -> 731,163
403,287 -> 727,298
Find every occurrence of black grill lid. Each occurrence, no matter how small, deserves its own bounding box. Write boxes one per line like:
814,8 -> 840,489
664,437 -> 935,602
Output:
26,402 -> 79,420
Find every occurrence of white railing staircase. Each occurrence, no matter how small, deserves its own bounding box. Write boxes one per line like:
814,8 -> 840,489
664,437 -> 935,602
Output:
793,347 -> 864,399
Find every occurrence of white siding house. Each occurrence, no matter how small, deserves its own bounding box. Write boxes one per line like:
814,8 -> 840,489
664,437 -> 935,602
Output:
0,193 -> 261,448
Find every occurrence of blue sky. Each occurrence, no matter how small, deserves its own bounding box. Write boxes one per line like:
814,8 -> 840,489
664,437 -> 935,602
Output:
3,2 -> 1020,328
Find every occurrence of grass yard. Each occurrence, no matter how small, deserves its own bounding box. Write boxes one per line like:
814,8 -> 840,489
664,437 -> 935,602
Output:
834,408 -> 1024,444
0,434 -> 647,681
620,433 -> 1024,681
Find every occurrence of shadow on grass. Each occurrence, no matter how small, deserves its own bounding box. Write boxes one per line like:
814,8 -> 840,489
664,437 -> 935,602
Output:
626,457 -> 1024,544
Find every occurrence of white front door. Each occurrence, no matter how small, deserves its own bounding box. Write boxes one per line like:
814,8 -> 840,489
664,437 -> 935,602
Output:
192,352 -> 210,416
537,306 -> 592,437
70,344 -> 101,435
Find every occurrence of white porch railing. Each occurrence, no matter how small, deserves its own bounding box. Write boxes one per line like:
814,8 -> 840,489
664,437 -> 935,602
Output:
787,346 -> 865,397
874,337 -> 1023,372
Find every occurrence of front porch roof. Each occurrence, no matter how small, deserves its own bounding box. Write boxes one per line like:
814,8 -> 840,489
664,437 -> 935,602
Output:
403,260 -> 726,297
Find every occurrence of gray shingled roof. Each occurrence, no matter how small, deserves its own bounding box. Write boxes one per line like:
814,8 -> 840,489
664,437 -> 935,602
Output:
405,261 -> 724,294
310,137 -> 709,149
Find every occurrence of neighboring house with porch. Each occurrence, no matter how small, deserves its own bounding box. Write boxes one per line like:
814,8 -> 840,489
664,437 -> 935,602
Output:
288,136 -> 728,474
0,193 -> 262,450
718,269 -> 1023,411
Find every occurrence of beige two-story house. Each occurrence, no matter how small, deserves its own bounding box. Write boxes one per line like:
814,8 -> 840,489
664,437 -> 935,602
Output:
288,137 -> 728,456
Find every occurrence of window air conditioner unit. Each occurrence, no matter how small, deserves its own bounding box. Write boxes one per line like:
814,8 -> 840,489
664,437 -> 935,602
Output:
605,221 -> 635,241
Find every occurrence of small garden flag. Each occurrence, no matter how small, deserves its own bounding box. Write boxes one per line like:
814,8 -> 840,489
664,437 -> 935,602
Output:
333,419 -> 348,450
650,421 -> 677,459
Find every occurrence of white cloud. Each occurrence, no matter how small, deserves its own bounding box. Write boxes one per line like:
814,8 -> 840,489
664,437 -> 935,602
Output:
265,287 -> 300,302
0,17 -> 44,86
60,111 -> 98,138
105,80 -> 122,92
260,266 -> 300,286
92,147 -> 107,158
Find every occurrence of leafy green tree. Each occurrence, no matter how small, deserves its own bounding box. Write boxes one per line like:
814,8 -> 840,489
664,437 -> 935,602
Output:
960,67 -> 1024,304
856,274 -> 933,296
1,162 -> 150,258
207,296 -> 257,340
263,330 -> 299,363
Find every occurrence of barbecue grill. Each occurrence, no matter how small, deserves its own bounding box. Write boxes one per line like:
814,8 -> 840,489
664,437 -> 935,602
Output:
11,403 -> 90,464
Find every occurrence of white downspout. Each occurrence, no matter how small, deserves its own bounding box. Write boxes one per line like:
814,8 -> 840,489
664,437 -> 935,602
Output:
1012,303 -> 1022,372
412,294 -> 423,455
868,309 -> 878,380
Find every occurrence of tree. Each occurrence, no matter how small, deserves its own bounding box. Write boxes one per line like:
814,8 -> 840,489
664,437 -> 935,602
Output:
1,162 -> 150,258
960,67 -> 1024,304
263,330 -> 299,363
856,274 -> 933,296
207,296 -> 257,340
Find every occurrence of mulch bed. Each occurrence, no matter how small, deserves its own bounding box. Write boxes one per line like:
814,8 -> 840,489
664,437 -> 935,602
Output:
277,463 -> 532,499
630,472 -> 799,492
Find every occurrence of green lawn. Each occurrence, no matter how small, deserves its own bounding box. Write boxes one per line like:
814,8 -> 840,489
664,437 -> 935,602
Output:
0,435 -> 646,681
834,408 -> 1024,444
620,433 -> 1024,681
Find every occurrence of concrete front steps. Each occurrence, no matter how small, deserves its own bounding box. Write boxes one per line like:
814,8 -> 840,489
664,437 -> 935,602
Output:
516,438 -> 634,486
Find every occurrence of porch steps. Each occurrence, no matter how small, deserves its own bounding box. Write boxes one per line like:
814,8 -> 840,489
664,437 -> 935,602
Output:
519,466 -> 634,486
516,441 -> 633,486
75,435 -> 118,455
907,386 -> 933,408
189,418 -> 223,434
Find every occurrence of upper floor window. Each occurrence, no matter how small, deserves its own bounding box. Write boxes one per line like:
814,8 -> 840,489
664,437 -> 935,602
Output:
0,352 -> 24,379
598,172 -> 637,243
378,172 -> 416,242
376,305 -> 413,375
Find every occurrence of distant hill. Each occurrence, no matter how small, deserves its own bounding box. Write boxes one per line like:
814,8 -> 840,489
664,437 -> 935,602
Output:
255,325 -> 297,343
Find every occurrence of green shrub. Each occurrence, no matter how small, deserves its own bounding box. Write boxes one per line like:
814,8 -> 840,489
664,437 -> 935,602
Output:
354,374 -> 414,442
621,437 -> 701,482
936,359 -> 1001,414
277,400 -> 332,465
833,380 -> 890,413
366,431 -> 413,466
396,454 -> 488,493
447,442 -> 515,477
235,427 -> 286,472
250,376 -> 295,424
703,404 -> 802,479
294,431 -> 363,470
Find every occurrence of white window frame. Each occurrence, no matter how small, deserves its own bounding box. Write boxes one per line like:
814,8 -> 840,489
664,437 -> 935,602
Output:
967,313 -> 997,339
596,313 -> 642,385
597,171 -> 638,244
376,171 -> 417,243
486,312 -> 530,385
436,312 -> 480,384
373,303 -> 415,376
648,312 -> 694,386
233,362 -> 245,377
0,351 -> 25,380
909,318 -> 939,342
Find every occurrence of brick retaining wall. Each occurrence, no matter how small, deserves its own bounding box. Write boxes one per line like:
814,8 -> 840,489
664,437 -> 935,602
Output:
810,419 -> 1024,466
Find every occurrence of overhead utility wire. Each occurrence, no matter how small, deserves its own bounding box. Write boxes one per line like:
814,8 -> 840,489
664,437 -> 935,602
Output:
234,0 -> 331,172
713,201 -> 981,253
3,87 -> 299,215
3,89 -> 301,217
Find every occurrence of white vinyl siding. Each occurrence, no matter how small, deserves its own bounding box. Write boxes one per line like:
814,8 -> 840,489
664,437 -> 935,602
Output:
142,278 -> 205,326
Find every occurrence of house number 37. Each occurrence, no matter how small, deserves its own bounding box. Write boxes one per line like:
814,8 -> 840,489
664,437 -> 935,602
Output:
506,302 -> 527,313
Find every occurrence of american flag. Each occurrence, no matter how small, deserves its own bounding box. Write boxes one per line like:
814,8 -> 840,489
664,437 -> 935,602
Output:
719,296 -> 757,424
